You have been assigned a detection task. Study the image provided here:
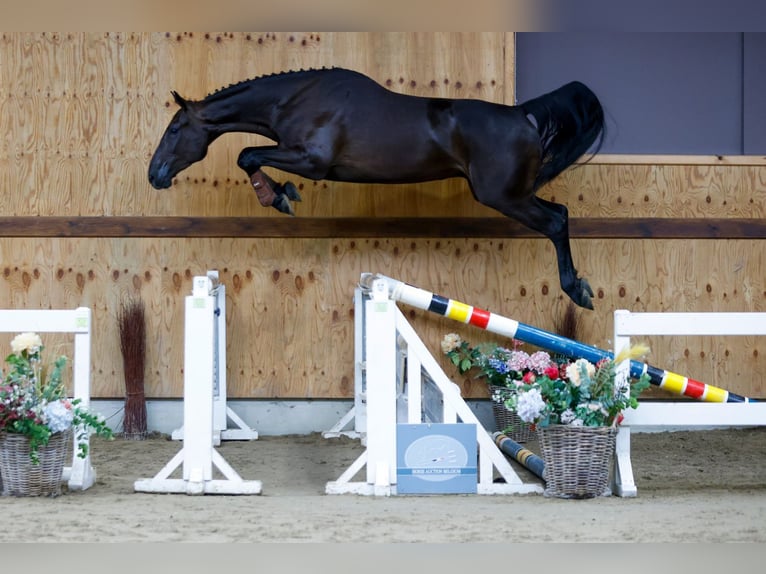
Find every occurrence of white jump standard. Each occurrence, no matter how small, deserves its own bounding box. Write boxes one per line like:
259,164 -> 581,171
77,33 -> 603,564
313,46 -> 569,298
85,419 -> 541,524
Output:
170,271 -> 258,444
134,272 -> 261,495
326,275 -> 544,495
612,309 -> 766,496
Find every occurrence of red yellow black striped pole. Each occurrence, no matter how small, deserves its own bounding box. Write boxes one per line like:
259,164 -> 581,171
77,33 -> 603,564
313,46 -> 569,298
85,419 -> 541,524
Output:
361,273 -> 754,403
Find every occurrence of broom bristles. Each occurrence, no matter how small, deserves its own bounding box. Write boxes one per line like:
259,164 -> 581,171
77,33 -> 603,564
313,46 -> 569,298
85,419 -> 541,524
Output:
118,298 -> 147,439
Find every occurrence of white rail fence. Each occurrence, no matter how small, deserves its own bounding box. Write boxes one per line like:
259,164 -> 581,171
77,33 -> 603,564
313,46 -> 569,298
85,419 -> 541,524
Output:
613,310 -> 766,496
0,307 -> 96,490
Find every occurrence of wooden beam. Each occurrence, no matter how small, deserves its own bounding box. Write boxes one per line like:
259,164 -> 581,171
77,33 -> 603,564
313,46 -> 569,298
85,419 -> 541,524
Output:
1,217 -> 766,239
583,154 -> 766,166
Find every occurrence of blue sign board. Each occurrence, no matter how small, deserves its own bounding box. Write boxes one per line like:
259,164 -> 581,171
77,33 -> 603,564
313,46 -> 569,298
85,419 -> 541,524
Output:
396,423 -> 477,494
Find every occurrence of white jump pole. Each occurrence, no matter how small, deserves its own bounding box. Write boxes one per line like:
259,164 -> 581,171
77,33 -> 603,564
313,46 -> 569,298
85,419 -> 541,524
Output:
134,273 -> 261,495
0,307 -> 96,491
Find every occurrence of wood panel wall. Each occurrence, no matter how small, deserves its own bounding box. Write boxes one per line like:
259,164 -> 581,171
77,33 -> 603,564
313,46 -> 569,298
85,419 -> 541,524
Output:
0,32 -> 764,400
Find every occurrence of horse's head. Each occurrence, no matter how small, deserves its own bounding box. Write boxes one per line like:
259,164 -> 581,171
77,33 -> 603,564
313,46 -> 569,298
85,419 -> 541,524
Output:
148,92 -> 215,189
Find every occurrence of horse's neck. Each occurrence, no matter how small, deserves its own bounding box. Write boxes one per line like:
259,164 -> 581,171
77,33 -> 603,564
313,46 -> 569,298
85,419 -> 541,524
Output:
197,84 -> 280,137
197,75 -> 315,137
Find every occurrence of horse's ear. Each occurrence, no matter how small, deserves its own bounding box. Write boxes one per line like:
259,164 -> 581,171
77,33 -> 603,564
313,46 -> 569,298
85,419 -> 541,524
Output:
171,91 -> 188,110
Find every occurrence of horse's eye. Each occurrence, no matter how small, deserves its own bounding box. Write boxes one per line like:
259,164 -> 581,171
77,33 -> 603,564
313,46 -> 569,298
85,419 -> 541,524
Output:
169,126 -> 179,135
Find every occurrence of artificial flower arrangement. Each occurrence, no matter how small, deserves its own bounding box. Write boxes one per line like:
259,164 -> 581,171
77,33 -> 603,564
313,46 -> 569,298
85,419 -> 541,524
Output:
441,333 -> 651,428
0,332 -> 113,463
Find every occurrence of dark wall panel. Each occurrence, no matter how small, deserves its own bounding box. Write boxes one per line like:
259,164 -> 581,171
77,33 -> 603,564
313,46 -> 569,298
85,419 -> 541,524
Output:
744,33 -> 766,154
516,33 -> 745,155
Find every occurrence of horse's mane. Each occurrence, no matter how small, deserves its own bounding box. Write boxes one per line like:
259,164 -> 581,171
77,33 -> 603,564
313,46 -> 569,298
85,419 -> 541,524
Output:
202,66 -> 338,102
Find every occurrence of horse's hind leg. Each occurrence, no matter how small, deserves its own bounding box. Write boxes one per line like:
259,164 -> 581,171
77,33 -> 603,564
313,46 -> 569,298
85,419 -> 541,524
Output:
504,195 -> 593,309
534,196 -> 594,309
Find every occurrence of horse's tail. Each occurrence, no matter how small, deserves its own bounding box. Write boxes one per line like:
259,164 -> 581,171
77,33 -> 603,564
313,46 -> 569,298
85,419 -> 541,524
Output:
520,80 -> 605,190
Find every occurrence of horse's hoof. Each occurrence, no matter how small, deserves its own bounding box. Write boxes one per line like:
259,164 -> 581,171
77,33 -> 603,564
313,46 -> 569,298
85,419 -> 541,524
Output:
579,293 -> 594,311
283,181 -> 302,202
575,279 -> 595,310
273,194 -> 295,216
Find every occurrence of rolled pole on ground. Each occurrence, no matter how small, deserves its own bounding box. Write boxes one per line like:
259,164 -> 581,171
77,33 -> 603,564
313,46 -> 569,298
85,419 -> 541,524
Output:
493,432 -> 545,480
361,273 -> 754,403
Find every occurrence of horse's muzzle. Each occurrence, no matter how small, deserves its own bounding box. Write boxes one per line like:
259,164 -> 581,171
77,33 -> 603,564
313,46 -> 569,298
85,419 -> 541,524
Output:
148,163 -> 173,189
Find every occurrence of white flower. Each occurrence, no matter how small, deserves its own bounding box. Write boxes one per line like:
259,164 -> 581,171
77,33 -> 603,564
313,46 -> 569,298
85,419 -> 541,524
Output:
586,402 -> 608,416
565,358 -> 595,387
560,408 -> 576,424
440,333 -> 462,354
516,388 -> 546,423
10,332 -> 43,356
43,399 -> 74,433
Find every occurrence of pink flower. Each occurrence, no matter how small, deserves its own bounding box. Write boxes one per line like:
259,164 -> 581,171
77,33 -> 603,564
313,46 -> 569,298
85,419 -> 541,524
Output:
522,371 -> 536,384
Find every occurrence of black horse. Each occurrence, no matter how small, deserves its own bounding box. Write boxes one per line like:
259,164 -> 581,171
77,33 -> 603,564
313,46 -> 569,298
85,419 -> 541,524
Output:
148,67 -> 605,309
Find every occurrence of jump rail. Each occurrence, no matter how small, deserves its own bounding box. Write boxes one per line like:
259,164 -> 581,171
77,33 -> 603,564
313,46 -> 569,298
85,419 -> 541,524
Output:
362,273 -> 755,403
0,307 -> 96,490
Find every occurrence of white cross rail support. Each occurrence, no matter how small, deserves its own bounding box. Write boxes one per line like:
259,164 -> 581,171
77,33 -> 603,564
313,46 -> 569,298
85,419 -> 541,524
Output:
326,276 -> 543,495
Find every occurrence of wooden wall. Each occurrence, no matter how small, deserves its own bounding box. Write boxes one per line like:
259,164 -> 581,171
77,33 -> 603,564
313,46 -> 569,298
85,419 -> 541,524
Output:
0,32 -> 764,400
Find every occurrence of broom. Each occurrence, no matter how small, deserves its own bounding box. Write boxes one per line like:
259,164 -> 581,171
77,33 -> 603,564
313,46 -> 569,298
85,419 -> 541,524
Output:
118,298 -> 147,440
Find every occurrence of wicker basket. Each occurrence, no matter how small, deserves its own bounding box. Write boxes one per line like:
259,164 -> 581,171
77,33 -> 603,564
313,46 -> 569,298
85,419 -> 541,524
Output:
489,385 -> 534,443
537,424 -> 617,499
0,429 -> 71,497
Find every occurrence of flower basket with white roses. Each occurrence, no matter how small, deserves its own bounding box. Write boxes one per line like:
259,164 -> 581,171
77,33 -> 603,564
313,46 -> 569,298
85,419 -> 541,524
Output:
443,332 -> 651,498
441,333 -> 562,442
0,332 -> 113,496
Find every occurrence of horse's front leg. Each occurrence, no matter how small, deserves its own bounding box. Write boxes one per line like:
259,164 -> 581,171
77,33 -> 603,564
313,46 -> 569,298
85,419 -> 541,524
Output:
237,147 -> 302,215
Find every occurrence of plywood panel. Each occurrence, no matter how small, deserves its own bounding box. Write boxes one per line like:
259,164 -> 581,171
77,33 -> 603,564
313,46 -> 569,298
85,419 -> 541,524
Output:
544,164 -> 766,219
